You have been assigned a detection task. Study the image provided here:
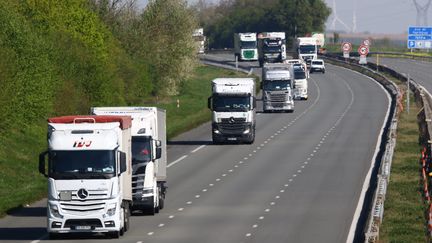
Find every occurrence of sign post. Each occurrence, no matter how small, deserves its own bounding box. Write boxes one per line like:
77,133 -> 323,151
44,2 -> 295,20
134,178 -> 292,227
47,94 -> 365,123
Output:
358,44 -> 369,65
407,26 -> 432,50
341,42 -> 352,59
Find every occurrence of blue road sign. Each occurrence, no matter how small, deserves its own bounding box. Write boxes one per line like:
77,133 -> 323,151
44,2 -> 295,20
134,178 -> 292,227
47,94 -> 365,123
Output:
408,26 -> 432,49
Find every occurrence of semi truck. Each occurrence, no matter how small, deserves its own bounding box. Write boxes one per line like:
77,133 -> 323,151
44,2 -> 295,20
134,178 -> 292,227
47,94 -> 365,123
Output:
293,64 -> 309,100
39,115 -> 133,239
193,28 -> 206,54
91,107 -> 166,215
208,78 -> 256,144
262,63 -> 295,112
257,32 -> 286,67
234,32 -> 258,61
295,37 -> 318,66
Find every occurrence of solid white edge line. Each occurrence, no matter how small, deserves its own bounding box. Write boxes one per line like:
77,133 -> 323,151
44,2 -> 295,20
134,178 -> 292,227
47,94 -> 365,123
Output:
191,145 -> 206,153
344,68 -> 392,243
167,155 -> 188,168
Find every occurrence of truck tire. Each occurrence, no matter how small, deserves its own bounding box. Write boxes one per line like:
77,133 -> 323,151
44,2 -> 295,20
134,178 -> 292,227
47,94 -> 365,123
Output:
108,231 -> 120,239
158,186 -> 165,210
146,196 -> 155,215
124,206 -> 130,232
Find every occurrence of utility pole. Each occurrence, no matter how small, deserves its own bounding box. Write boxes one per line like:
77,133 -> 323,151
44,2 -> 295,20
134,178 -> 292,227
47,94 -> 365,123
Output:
414,0 -> 432,26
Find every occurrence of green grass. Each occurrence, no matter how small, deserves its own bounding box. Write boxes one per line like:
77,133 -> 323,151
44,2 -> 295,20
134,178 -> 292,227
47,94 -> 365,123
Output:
0,64 -> 252,217
380,92 -> 427,243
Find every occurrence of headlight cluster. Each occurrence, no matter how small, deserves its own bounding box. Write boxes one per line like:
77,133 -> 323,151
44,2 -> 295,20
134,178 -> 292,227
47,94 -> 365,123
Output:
49,204 -> 63,218
106,203 -> 117,217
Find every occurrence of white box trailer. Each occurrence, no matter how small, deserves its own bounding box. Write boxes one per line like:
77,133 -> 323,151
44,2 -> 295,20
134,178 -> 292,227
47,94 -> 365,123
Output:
39,115 -> 133,239
91,107 -> 166,214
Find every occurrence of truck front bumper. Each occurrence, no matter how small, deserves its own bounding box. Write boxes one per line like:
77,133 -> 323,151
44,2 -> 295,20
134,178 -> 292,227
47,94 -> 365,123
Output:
47,199 -> 121,234
212,123 -> 254,142
263,101 -> 294,111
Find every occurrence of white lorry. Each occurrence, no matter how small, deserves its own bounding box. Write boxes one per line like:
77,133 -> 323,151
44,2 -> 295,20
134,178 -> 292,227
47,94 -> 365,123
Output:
39,115 -> 133,239
293,64 -> 309,100
193,28 -> 206,54
91,107 -> 166,215
257,32 -> 286,67
295,37 -> 318,66
262,63 -> 295,112
234,33 -> 258,61
208,78 -> 256,144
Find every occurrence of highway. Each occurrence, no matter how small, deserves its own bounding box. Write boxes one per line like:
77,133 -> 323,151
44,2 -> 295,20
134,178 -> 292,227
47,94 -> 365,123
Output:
375,56 -> 432,91
0,54 -> 391,243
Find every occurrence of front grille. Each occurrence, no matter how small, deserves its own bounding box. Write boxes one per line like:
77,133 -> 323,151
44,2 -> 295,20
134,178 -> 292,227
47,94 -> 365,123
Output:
132,165 -> 146,195
59,189 -> 108,214
243,50 -> 255,59
221,118 -> 246,123
271,103 -> 285,108
64,219 -> 102,228
269,93 -> 288,102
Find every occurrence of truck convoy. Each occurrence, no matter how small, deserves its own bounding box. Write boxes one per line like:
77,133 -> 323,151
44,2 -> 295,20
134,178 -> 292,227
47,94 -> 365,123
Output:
234,32 -> 258,61
262,63 -> 295,112
91,107 -> 167,215
39,115 -> 133,238
208,78 -> 256,144
257,32 -> 287,67
295,37 -> 318,66
293,63 -> 309,100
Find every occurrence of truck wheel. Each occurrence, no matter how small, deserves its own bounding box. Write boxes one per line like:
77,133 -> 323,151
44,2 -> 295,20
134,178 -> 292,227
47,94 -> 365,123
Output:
124,206 -> 130,232
108,231 -> 120,239
158,186 -> 165,210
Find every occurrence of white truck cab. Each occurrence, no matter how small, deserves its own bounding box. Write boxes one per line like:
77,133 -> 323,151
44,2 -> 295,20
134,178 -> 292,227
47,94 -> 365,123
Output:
208,78 -> 256,144
234,33 -> 258,61
262,63 -> 295,112
39,116 -> 132,239
91,107 -> 167,215
293,64 -> 309,100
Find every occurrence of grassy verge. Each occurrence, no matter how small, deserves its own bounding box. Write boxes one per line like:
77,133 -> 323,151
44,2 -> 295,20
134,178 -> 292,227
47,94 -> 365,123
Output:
380,91 -> 426,242
0,64 -> 252,217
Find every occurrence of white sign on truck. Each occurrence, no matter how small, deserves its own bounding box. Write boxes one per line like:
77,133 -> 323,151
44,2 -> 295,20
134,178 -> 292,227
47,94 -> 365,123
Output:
91,107 -> 167,215
39,115 -> 133,239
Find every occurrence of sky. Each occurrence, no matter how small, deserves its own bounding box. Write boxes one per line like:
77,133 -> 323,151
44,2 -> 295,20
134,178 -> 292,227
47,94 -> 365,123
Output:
139,0 -> 429,34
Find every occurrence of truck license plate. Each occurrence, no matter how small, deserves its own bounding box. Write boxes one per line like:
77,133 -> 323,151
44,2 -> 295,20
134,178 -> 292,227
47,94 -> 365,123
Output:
75,226 -> 91,230
227,137 -> 237,141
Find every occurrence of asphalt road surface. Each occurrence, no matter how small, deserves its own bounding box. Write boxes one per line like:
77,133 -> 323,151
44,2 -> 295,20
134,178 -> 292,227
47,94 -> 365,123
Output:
0,54 -> 390,243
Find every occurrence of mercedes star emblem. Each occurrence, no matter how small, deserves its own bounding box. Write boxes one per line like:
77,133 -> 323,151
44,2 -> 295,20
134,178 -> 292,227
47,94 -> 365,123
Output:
229,117 -> 235,123
77,188 -> 89,199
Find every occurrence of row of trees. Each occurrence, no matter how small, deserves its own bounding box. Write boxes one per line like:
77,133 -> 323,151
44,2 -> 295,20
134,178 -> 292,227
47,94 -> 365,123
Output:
194,0 -> 331,49
0,0 -> 199,131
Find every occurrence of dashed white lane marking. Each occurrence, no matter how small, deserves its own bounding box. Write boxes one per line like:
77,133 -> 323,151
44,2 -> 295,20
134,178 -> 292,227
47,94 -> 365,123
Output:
265,208 -> 270,212
169,215 -> 175,219
209,183 -> 214,187
158,223 -> 165,227
186,201 -> 192,205
137,241 -> 143,243
178,208 -> 184,211
259,216 -> 264,220
148,232 -> 154,236
202,189 -> 207,192
167,155 -> 188,168
191,145 -> 206,153
222,174 -> 227,177
253,224 -> 258,228
246,233 -> 252,237
195,195 -> 200,198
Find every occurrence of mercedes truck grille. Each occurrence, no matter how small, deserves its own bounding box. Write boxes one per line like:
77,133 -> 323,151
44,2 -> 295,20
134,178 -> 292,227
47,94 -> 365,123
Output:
64,219 -> 103,228
59,189 -> 108,214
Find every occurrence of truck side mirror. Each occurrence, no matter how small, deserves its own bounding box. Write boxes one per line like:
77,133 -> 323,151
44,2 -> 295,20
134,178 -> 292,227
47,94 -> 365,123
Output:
119,152 -> 127,174
39,151 -> 48,177
155,140 -> 162,159
207,97 -> 212,110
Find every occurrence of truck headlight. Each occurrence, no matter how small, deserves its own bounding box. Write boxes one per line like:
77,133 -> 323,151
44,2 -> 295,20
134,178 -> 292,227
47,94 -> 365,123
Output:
213,129 -> 220,134
106,203 -> 117,217
243,128 -> 250,134
49,204 -> 63,218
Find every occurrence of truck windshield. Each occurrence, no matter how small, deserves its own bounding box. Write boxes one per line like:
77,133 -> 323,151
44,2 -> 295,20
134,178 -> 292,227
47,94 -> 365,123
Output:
241,41 -> 257,49
49,150 -> 115,179
299,45 -> 316,54
132,136 -> 152,164
263,80 -> 291,91
294,71 -> 306,79
264,45 -> 281,53
213,95 -> 251,112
